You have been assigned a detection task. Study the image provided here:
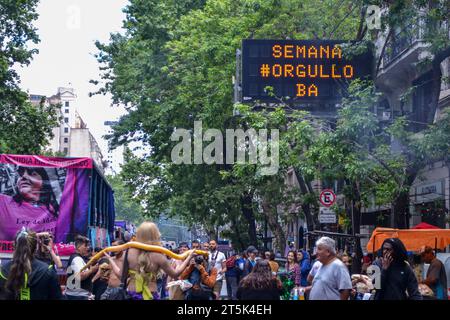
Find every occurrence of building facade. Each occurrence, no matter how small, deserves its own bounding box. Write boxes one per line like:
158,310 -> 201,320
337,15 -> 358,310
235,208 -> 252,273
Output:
29,87 -> 107,173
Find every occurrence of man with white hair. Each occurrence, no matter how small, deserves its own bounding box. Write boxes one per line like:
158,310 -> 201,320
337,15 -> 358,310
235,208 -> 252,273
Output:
305,237 -> 352,300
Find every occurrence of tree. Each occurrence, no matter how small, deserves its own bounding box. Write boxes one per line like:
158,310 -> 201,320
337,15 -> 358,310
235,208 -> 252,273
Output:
0,0 -> 59,154
93,0 -> 367,252
107,172 -> 146,225
94,0 -> 449,256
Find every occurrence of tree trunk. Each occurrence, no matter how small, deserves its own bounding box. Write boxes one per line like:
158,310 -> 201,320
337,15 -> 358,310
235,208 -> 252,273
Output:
393,191 -> 410,229
240,191 -> 257,246
392,168 -> 418,228
294,169 -> 316,231
351,183 -> 363,275
229,209 -> 246,253
261,199 -> 286,254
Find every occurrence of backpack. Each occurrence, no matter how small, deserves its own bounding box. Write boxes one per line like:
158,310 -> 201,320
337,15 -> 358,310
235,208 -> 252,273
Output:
225,256 -> 236,269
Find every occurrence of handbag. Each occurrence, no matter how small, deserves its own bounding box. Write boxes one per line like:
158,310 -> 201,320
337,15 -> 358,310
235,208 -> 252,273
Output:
103,249 -> 130,300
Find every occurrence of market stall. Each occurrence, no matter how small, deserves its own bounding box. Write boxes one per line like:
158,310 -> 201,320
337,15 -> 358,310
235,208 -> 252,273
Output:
366,227 -> 450,253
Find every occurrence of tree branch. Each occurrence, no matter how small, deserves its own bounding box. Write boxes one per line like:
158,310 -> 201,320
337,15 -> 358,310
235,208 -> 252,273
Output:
328,3 -> 358,39
375,29 -> 394,77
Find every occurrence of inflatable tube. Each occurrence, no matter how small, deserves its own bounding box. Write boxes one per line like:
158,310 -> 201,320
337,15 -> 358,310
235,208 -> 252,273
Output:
80,241 -> 209,272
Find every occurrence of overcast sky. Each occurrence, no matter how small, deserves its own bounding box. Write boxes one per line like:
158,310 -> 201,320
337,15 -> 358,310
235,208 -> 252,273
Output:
16,0 -> 129,157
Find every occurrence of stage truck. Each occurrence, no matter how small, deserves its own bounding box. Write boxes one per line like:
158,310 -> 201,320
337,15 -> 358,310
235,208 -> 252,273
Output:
0,154 -> 116,267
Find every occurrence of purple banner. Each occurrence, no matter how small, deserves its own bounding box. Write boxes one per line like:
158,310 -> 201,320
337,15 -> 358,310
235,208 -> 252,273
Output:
0,159 -> 90,243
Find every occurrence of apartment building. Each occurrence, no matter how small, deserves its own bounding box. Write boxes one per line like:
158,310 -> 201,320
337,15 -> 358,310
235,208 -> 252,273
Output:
30,87 -> 107,173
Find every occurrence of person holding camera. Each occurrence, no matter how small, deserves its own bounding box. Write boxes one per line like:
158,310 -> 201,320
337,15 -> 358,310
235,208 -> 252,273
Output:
180,255 -> 218,300
35,232 -> 62,270
0,228 -> 63,300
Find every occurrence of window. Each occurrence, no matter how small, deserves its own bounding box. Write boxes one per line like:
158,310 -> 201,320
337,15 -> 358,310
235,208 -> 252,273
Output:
411,71 -> 433,132
64,118 -> 69,123
65,109 -> 69,113
63,147 -> 68,154
65,101 -> 69,107
64,127 -> 69,133
64,137 -> 68,143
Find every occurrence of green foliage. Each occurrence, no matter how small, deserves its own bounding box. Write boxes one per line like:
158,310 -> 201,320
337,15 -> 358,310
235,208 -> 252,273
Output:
106,172 -> 146,225
94,0 -> 450,247
0,0 -> 59,154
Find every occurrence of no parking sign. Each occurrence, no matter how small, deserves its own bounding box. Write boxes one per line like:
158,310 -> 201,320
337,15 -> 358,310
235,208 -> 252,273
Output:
319,189 -> 336,207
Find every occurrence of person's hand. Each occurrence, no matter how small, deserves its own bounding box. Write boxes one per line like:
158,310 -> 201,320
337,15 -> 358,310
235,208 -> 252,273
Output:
90,264 -> 99,273
381,252 -> 393,270
194,264 -> 205,272
103,252 -> 112,260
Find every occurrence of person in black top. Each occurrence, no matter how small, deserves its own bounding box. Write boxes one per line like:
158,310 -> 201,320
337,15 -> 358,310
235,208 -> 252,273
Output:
373,238 -> 422,300
237,260 -> 282,300
0,228 -> 62,300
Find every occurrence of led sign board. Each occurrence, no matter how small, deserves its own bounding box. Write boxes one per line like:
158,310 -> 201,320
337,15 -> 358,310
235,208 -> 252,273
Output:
241,39 -> 372,103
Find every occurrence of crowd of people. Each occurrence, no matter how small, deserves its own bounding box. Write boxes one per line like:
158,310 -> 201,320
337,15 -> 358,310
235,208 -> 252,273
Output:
0,222 -> 448,301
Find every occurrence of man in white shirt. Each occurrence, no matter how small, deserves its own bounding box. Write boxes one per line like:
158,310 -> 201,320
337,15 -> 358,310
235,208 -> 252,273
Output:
208,239 -> 226,300
64,235 -> 98,300
305,237 -> 352,300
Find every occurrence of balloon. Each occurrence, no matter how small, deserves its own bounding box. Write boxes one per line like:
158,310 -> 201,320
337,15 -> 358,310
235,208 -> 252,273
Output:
80,241 -> 209,272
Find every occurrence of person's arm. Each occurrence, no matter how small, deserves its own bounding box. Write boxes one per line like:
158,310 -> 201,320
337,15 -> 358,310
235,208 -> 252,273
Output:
49,249 -> 63,269
160,251 -> 196,279
104,253 -> 121,278
47,238 -> 63,269
421,262 -> 438,287
307,273 -> 314,285
303,285 -> 313,293
339,289 -> 350,300
91,268 -> 103,283
337,263 -> 352,300
198,266 -> 217,288
179,263 -> 195,280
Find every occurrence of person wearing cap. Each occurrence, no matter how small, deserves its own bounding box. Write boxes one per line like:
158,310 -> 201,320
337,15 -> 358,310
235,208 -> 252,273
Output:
420,246 -> 448,300
243,246 -> 259,277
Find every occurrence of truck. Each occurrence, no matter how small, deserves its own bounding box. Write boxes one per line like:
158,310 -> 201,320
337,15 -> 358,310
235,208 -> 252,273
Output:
0,154 -> 115,266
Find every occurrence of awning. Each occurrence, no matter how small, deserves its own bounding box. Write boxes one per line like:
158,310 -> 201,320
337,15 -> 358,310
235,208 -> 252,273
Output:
411,222 -> 440,229
366,227 -> 450,253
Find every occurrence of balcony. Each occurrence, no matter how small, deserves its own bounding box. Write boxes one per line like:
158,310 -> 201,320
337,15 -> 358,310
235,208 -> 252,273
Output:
376,20 -> 430,92
382,22 -> 424,67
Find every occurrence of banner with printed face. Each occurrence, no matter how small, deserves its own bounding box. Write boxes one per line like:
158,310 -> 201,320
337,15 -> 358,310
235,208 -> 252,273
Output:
0,155 -> 92,243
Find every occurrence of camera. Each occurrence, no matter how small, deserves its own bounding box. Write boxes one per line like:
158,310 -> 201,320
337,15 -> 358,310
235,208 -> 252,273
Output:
194,255 -> 204,265
43,237 -> 50,246
38,233 -> 51,246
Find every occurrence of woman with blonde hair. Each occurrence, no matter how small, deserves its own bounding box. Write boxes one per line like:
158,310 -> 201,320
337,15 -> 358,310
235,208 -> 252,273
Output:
124,222 -> 195,300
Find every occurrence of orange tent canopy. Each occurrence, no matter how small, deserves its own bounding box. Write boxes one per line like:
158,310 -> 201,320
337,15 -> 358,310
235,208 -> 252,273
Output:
366,227 -> 450,253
